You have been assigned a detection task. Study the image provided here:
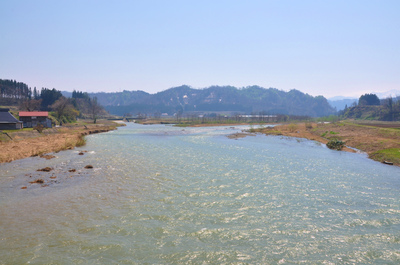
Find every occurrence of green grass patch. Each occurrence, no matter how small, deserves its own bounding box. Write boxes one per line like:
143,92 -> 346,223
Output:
378,128 -> 400,138
321,131 -> 340,138
370,148 -> 400,165
174,123 -> 189,127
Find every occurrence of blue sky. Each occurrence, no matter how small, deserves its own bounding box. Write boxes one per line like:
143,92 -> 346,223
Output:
1,0 -> 399,98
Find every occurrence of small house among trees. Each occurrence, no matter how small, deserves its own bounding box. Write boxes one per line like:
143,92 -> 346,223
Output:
0,108 -> 23,130
19,111 -> 52,128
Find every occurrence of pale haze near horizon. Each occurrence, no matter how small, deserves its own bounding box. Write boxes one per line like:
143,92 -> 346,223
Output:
1,0 -> 399,99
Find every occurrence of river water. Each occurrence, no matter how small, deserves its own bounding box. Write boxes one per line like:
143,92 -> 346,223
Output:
1,123 -> 400,264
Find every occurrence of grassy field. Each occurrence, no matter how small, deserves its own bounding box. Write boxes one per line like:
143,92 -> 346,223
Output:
370,149 -> 400,165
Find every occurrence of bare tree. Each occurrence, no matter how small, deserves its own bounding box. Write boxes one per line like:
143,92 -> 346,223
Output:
51,97 -> 78,124
20,99 -> 42,111
154,111 -> 161,119
176,110 -> 182,122
89,97 -> 101,123
384,96 -> 394,121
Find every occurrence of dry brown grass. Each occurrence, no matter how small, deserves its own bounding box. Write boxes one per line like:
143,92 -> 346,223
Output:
256,121 -> 400,165
312,122 -> 400,154
0,122 -> 118,163
258,122 -> 334,147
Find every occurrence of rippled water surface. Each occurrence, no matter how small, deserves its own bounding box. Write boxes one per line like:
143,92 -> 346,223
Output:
1,123 -> 400,264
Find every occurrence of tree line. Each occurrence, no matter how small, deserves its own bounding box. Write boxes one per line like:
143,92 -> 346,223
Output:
340,93 -> 400,121
0,79 -> 32,103
1,79 -> 104,124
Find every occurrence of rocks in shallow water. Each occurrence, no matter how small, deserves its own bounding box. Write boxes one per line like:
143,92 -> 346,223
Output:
37,167 -> 52,172
40,154 -> 56,160
20,164 -> 94,190
20,163 -> 96,190
30,179 -> 44,184
78,152 -> 84,155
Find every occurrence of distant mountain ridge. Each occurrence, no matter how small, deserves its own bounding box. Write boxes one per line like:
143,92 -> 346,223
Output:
374,90 -> 400,98
328,98 -> 357,111
88,85 -> 336,117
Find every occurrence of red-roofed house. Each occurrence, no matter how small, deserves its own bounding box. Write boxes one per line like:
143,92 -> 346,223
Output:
19,111 -> 52,128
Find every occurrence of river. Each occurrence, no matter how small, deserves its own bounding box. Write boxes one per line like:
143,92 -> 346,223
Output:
1,123 -> 400,264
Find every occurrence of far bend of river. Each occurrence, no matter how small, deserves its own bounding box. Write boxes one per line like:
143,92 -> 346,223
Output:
1,123 -> 400,264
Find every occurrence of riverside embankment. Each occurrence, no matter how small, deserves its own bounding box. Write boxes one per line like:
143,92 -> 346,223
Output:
254,121 -> 400,166
0,121 -> 123,163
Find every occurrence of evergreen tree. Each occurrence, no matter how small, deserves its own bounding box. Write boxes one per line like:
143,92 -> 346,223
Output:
359,93 -> 380,106
0,79 -> 32,103
72,90 -> 89,99
40,88 -> 62,110
33,87 -> 39,99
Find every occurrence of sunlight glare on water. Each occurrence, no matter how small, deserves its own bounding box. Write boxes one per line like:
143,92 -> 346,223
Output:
1,123 -> 400,264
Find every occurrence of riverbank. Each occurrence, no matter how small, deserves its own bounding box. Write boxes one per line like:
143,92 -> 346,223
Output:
0,120 -> 123,163
253,121 -> 400,166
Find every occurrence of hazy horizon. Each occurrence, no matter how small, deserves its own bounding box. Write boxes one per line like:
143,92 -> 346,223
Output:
1,1 -> 399,98
58,84 -> 399,101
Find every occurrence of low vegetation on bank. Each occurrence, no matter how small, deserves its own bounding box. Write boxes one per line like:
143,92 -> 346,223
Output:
0,120 -> 123,163
254,121 -> 400,166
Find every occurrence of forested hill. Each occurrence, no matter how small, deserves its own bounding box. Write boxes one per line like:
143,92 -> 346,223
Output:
91,85 -> 335,117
